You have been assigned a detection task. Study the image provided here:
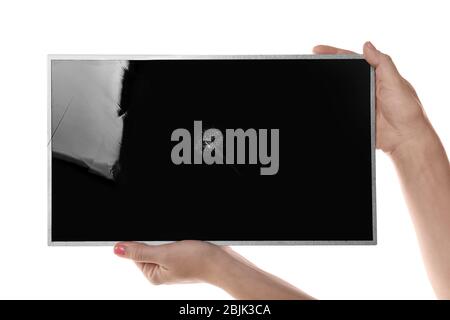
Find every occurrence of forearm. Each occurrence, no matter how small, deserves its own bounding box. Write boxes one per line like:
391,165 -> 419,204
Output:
205,248 -> 313,300
390,121 -> 450,298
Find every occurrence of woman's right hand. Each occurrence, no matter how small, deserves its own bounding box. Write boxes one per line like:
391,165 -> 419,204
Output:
313,41 -> 432,155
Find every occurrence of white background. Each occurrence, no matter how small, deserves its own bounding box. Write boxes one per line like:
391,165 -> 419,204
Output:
0,0 -> 448,299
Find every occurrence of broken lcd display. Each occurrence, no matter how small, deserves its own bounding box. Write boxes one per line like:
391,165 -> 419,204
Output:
49,56 -> 376,244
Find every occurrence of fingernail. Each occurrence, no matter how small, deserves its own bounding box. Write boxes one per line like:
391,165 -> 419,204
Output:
366,41 -> 376,50
114,244 -> 126,256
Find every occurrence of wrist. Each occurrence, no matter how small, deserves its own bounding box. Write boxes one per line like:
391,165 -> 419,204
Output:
201,246 -> 249,288
389,119 -> 438,163
199,245 -> 236,285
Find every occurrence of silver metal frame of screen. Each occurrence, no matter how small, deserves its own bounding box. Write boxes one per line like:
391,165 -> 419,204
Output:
47,54 -> 376,246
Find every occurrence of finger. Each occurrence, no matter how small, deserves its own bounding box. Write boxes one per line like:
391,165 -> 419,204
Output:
312,45 -> 356,55
114,242 -> 163,263
363,41 -> 401,80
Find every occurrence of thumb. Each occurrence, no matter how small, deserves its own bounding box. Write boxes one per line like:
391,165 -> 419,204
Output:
114,242 -> 162,263
363,41 -> 401,81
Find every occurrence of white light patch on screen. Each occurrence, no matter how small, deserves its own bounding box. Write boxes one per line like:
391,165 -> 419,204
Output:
51,60 -> 127,179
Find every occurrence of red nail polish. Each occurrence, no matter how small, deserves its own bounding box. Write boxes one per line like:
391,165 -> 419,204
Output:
114,244 -> 126,256
367,41 -> 376,50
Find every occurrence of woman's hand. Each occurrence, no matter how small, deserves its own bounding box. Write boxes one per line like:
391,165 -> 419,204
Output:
114,240 -> 226,285
313,42 -> 432,155
114,240 -> 312,299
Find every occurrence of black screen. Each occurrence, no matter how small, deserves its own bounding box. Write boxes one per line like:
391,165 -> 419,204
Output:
51,58 -> 375,243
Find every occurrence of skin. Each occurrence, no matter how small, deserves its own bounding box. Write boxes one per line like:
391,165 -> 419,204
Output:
114,42 -> 450,299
